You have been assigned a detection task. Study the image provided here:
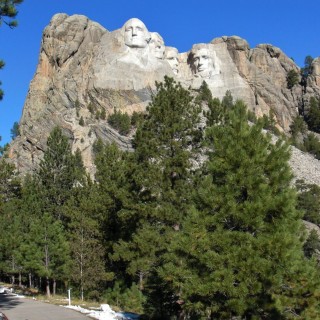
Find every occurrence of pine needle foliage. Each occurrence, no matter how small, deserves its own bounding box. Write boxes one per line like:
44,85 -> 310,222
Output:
161,100 -> 320,319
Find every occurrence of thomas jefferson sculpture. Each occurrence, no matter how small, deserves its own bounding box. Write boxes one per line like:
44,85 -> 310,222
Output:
149,32 -> 165,59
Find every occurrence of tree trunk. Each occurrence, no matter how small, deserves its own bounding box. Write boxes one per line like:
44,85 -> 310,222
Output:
46,277 -> 51,298
19,272 -> 22,286
29,273 -> 32,288
139,272 -> 144,291
81,286 -> 84,302
53,279 -> 56,296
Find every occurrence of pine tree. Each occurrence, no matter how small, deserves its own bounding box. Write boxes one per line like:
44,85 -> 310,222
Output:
37,126 -> 78,222
0,159 -> 21,280
296,181 -> 320,226
65,184 -> 108,301
10,121 -> 20,139
161,101 -> 320,318
133,76 -> 201,227
112,76 -> 202,308
0,0 -> 24,100
0,158 -> 20,211
286,69 -> 300,89
20,212 -> 70,297
305,97 -> 320,133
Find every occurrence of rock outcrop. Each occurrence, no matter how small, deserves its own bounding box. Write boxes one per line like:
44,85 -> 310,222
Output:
8,14 -> 320,181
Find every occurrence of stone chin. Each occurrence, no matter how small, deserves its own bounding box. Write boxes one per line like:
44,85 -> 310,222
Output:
195,71 -> 211,78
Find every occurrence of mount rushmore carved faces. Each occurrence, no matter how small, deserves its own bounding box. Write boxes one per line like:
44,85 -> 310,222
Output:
123,18 -> 150,48
165,47 -> 179,74
149,32 -> 165,59
191,44 -> 214,78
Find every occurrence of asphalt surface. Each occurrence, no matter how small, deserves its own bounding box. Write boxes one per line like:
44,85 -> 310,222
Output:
0,293 -> 90,320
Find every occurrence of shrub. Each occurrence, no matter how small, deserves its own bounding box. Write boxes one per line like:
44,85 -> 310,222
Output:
296,180 -> 320,226
305,97 -> 320,133
108,110 -> 131,135
304,230 -> 320,259
303,133 -> 320,159
287,69 -> 299,89
131,111 -> 144,127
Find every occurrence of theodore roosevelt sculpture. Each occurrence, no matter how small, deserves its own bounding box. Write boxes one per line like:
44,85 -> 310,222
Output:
165,47 -> 179,75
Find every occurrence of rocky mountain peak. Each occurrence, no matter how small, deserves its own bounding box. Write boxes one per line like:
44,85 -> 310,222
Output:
7,14 -> 320,182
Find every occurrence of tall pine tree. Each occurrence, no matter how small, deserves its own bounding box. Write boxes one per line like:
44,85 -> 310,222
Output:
112,76 -> 202,306
160,100 -> 320,318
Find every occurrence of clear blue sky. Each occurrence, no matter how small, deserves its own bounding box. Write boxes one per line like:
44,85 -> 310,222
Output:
1,0 -> 320,146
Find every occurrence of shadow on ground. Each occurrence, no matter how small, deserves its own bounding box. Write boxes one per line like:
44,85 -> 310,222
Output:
0,293 -> 23,310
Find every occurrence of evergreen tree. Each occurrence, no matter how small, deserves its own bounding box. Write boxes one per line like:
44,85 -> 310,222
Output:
107,110 -> 131,135
290,116 -> 307,142
37,126 -> 78,222
196,80 -> 213,103
93,140 -> 145,297
65,183 -> 107,301
296,180 -> 320,226
305,97 -> 320,133
0,158 -> 20,210
0,192 -> 24,285
303,133 -> 320,159
0,0 -> 23,27
221,90 -> 234,109
303,229 -> 320,259
112,77 -> 202,309
301,55 -> 314,78
286,69 -> 299,89
0,0 -> 24,100
160,101 -> 320,318
20,212 -> 70,297
10,121 -> 19,139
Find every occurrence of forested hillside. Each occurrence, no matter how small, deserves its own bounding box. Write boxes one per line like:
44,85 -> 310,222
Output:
1,78 -> 320,319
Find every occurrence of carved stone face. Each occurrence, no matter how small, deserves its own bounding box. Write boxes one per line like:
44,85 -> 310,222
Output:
123,18 -> 149,48
193,48 -> 213,78
150,32 -> 165,59
165,47 -> 179,74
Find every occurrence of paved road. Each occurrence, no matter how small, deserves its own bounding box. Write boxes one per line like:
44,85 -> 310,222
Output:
0,293 -> 90,320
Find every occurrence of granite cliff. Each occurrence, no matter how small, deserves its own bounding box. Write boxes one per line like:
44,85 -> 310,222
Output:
8,13 -> 320,183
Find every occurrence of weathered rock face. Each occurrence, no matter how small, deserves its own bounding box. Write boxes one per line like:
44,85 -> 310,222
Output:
8,14 -> 320,180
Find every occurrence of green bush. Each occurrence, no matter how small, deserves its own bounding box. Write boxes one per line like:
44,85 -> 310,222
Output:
286,69 -> 299,89
303,133 -> 320,159
103,281 -> 145,314
131,111 -> 144,127
296,180 -> 320,226
107,110 -> 131,135
305,97 -> 320,133
290,116 -> 307,138
303,230 -> 320,259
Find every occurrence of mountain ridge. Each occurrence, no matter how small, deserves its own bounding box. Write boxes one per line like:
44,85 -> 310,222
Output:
7,13 -> 320,184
